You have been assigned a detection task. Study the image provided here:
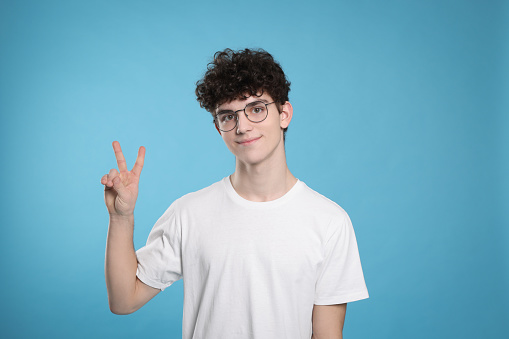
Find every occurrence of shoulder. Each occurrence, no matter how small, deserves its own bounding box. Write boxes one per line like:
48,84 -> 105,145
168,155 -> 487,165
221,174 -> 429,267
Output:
297,181 -> 349,220
297,183 -> 356,242
172,178 -> 225,210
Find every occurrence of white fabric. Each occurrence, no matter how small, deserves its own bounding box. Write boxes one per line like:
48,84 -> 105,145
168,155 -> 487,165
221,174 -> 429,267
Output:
136,177 -> 369,339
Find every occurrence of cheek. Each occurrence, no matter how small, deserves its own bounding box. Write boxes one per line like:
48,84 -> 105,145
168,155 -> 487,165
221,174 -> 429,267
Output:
222,135 -> 237,152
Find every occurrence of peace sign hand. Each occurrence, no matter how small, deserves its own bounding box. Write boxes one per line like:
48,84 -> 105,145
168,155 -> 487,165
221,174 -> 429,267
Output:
101,141 -> 146,217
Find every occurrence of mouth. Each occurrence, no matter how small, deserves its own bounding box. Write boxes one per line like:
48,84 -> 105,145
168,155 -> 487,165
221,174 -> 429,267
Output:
236,136 -> 261,145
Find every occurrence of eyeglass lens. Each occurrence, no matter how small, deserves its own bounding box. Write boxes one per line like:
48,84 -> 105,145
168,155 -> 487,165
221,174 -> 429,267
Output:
215,101 -> 271,132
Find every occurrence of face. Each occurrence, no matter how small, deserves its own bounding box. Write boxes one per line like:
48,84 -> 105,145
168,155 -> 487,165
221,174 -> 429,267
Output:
215,93 -> 293,166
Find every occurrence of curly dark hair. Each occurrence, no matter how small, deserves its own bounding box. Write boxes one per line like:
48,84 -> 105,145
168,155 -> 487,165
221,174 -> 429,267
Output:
195,48 -> 291,137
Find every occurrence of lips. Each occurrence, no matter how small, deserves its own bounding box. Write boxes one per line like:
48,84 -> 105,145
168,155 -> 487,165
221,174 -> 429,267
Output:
236,136 -> 261,145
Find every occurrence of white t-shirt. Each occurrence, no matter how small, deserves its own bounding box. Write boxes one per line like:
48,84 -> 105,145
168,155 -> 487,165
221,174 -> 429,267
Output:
136,177 -> 369,339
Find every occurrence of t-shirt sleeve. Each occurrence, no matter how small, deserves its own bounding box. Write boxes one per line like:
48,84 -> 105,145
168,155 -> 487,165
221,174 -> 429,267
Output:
135,202 -> 183,291
314,211 -> 369,305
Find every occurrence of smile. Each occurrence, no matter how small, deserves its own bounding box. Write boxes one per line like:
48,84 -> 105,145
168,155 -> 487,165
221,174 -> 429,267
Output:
236,136 -> 261,145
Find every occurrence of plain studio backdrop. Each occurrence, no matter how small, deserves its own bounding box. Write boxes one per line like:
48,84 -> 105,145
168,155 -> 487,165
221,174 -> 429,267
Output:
0,0 -> 507,338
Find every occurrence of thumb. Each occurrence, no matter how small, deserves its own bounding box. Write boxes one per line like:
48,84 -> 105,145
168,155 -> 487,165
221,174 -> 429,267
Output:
112,176 -> 129,197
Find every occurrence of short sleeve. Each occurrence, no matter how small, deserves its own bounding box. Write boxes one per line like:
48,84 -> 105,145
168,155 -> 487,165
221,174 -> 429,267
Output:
314,211 -> 369,305
136,202 -> 183,291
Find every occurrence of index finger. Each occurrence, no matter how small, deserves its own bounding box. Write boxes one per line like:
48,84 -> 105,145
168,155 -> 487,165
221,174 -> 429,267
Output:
112,141 -> 128,173
131,146 -> 145,177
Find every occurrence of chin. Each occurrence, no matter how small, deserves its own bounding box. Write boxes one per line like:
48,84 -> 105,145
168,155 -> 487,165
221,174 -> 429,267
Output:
236,148 -> 277,167
236,155 -> 265,166
232,140 -> 281,166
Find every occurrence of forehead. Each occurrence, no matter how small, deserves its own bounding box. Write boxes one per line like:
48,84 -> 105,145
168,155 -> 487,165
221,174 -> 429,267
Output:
216,93 -> 273,111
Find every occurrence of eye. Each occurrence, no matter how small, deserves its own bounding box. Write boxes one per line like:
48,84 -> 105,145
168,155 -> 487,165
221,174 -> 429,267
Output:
218,113 -> 235,123
248,104 -> 266,115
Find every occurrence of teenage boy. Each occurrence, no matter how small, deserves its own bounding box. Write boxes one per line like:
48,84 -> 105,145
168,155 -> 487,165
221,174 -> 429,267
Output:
102,48 -> 369,339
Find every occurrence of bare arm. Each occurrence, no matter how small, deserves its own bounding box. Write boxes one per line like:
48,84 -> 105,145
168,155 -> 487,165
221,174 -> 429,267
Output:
105,214 -> 160,314
102,141 -> 160,314
311,303 -> 347,339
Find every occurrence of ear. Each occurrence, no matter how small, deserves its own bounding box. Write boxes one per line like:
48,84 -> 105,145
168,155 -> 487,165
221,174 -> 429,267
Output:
279,101 -> 293,129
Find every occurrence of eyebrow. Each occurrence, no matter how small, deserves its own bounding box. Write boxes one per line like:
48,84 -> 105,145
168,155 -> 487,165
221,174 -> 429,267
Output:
216,99 -> 270,114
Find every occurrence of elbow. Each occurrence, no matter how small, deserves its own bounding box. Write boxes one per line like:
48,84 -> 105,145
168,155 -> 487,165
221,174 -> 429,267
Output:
108,300 -> 137,315
109,307 -> 133,315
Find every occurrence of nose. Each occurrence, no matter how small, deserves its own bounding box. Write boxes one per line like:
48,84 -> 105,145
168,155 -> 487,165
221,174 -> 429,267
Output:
236,111 -> 253,134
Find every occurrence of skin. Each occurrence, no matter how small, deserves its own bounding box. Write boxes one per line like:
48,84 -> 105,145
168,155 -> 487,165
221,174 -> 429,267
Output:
101,141 -> 144,217
102,141 -> 160,314
312,303 -> 347,339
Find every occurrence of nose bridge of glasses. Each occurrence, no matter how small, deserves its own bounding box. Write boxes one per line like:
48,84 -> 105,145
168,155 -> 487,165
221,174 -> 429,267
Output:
234,107 -> 249,118
236,108 -> 254,131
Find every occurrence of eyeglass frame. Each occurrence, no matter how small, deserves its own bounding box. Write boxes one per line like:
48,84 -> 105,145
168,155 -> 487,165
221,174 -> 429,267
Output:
213,101 -> 277,132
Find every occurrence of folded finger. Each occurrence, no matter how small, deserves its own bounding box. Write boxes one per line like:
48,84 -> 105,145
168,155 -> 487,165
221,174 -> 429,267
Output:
112,176 -> 128,197
106,168 -> 119,186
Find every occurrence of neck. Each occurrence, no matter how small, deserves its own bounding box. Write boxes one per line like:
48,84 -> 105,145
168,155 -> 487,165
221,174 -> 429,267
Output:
230,144 -> 297,202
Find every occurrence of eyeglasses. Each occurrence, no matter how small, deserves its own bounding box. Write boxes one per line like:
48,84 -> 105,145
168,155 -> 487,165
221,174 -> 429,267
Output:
214,101 -> 276,132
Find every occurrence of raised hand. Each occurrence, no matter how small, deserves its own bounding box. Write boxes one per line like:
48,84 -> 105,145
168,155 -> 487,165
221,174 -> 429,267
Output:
101,141 -> 146,217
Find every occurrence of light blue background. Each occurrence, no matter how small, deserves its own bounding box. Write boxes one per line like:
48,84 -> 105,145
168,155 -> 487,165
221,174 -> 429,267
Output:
1,0 -> 507,338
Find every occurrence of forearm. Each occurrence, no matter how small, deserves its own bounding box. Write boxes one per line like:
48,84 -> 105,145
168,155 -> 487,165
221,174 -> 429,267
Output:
105,214 -> 138,314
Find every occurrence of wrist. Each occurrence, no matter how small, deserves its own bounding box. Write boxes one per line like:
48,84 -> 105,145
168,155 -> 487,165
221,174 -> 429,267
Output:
109,213 -> 134,222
